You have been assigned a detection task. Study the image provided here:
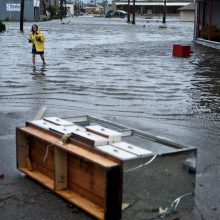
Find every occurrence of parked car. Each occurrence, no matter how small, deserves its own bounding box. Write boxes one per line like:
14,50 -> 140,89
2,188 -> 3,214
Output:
106,10 -> 128,18
114,10 -> 128,18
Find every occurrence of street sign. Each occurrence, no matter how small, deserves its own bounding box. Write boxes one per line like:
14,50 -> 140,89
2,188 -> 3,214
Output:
6,4 -> 20,12
34,0 -> 40,7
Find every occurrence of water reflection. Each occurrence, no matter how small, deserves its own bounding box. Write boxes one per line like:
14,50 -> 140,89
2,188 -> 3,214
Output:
190,45 -> 220,115
32,65 -> 46,81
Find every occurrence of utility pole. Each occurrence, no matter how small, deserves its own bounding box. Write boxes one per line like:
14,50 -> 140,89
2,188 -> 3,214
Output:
64,0 -> 67,16
132,0 -> 135,24
20,0 -> 25,31
162,0 -> 166,24
60,0 -> 63,21
127,0 -> 130,23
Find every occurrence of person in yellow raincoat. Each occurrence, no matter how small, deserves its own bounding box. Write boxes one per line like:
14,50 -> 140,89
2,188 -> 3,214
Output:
28,24 -> 46,66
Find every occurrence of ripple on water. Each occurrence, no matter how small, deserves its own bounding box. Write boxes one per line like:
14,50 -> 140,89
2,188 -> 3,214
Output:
0,17 -> 220,125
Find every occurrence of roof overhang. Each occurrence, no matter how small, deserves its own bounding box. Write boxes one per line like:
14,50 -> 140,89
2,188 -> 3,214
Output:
113,2 -> 191,6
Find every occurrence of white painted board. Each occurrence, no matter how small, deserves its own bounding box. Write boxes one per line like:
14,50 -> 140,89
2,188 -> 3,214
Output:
86,125 -> 122,143
72,130 -> 109,146
51,125 -> 86,134
44,117 -> 73,126
112,142 -> 153,156
6,4 -> 20,11
30,120 -> 61,131
96,145 -> 137,160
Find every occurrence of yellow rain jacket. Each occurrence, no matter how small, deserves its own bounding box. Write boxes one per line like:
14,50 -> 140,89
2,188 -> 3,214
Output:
28,29 -> 45,52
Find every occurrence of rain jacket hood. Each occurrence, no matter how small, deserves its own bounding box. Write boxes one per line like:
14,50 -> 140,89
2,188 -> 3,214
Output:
29,28 -> 45,52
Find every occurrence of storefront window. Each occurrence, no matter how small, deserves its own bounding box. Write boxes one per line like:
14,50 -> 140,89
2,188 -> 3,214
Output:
197,0 -> 220,42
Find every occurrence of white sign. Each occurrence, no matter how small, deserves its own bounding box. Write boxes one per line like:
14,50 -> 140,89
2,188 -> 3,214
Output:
34,0 -> 40,7
6,4 -> 20,12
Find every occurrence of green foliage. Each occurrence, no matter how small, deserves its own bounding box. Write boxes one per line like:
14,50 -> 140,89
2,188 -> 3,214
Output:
46,5 -> 59,16
0,21 -> 6,32
46,5 -> 67,19
40,0 -> 46,9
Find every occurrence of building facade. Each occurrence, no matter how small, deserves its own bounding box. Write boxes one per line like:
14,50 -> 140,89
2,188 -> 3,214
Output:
178,3 -> 195,22
194,0 -> 220,49
112,0 -> 194,15
0,0 -> 40,21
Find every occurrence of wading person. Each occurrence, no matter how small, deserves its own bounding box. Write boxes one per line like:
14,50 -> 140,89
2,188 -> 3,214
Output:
28,24 -> 46,66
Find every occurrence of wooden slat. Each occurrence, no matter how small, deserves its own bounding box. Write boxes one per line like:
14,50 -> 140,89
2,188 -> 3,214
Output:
44,117 -> 73,126
112,142 -> 153,156
56,189 -> 104,220
19,168 -> 54,189
31,160 -> 54,179
30,138 -> 54,170
54,147 -> 67,190
16,128 -> 29,168
18,126 -> 119,168
68,182 -> 104,207
71,130 -> 108,147
33,106 -> 47,120
68,155 -> 106,199
96,145 -> 137,160
86,125 -> 122,143
19,168 -> 104,219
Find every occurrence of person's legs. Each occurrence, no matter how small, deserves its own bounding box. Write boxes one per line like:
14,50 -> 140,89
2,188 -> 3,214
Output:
32,54 -> 36,66
40,54 -> 46,65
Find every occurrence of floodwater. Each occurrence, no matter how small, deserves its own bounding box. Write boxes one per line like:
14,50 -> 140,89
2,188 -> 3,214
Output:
0,17 -> 220,219
1,17 -> 220,123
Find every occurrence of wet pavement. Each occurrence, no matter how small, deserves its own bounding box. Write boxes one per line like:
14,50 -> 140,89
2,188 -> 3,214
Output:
0,17 -> 220,219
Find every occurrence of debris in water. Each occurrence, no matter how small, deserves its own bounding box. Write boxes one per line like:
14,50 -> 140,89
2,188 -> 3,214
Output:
122,203 -> 130,210
159,193 -> 192,217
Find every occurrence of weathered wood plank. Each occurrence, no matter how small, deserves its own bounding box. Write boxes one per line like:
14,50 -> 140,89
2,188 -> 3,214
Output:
54,147 -> 67,190
16,128 -> 29,169
86,125 -> 122,143
68,154 -> 106,199
19,168 -> 54,189
56,189 -> 105,220
18,126 -> 119,167
68,182 -> 104,207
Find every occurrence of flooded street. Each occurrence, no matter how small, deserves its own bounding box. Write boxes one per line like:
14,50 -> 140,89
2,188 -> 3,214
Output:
0,17 -> 220,219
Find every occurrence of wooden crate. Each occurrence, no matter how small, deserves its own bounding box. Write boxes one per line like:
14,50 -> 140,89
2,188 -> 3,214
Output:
16,125 -> 122,220
17,116 -> 197,220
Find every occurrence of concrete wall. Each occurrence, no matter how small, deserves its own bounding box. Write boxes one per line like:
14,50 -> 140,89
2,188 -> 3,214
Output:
0,0 -> 35,21
180,11 -> 194,22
